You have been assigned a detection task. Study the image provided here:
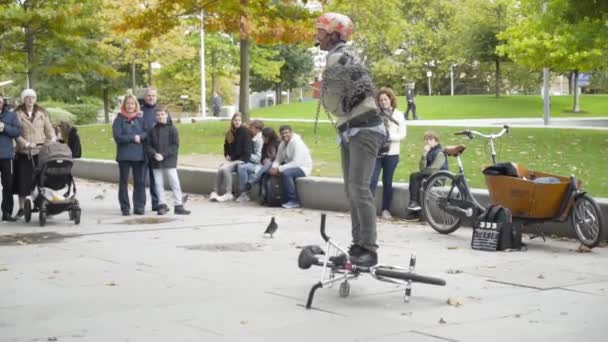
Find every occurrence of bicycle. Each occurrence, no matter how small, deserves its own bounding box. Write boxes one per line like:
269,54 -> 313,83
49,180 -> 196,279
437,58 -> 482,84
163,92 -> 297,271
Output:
421,125 -> 604,248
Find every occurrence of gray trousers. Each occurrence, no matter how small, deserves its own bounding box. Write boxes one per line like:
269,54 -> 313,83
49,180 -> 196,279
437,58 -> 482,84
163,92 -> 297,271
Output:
214,160 -> 243,195
340,129 -> 384,252
152,168 -> 183,206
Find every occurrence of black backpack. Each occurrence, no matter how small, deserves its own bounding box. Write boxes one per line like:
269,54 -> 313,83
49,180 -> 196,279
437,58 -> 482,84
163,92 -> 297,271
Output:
259,175 -> 283,207
472,204 -> 524,251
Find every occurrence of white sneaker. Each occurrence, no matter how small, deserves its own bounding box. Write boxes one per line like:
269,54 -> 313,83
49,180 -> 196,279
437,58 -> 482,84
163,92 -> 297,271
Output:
217,193 -> 234,202
209,192 -> 219,202
236,193 -> 250,202
381,210 -> 392,220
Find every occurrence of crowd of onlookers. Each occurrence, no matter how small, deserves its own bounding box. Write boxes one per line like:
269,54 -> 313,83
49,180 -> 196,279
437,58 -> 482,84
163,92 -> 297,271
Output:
0,86 -> 447,221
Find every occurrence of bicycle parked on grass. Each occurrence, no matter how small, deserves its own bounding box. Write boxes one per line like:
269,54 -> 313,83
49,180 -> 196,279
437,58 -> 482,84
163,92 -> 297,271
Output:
421,125 -> 604,248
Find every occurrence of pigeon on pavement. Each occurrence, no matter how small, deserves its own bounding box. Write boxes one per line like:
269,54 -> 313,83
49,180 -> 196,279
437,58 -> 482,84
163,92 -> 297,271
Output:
264,217 -> 278,238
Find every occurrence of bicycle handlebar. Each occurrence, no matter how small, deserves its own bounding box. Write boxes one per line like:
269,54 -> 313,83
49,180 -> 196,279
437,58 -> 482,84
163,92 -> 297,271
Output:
454,125 -> 509,140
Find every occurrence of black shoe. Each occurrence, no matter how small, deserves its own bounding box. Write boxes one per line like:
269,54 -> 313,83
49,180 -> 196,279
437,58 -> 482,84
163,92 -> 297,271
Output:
16,209 -> 24,218
2,214 -> 17,222
152,206 -> 159,212
157,204 -> 169,216
329,244 -> 365,266
122,210 -> 131,216
403,211 -> 421,222
133,208 -> 145,215
351,249 -> 378,267
174,205 -> 191,215
407,200 -> 422,211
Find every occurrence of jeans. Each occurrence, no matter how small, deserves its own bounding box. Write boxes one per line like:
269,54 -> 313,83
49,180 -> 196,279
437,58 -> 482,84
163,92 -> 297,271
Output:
340,129 -> 384,252
237,162 -> 258,193
214,160 -> 243,195
405,101 -> 418,120
0,159 -> 14,215
409,171 -> 427,202
147,163 -> 159,209
118,161 -> 146,211
370,154 -> 400,211
280,167 -> 305,203
152,168 -> 183,206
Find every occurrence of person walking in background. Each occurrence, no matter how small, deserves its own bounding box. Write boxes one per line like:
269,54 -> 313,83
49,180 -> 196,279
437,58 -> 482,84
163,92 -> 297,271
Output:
113,94 -> 147,216
209,113 -> 252,202
269,125 -> 312,209
0,94 -> 21,221
316,13 -> 385,266
213,92 -> 222,117
13,89 -> 56,218
145,106 -> 190,215
405,83 -> 418,120
55,121 -> 82,158
370,87 -> 406,220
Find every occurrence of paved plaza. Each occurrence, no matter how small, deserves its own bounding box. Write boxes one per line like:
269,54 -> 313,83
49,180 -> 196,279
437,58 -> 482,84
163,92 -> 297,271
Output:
1,179 -> 607,342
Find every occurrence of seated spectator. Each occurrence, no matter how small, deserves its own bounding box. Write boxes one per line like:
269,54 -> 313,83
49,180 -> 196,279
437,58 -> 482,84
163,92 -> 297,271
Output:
209,113 -> 252,202
252,127 -> 280,194
268,125 -> 312,209
55,121 -> 82,158
235,120 -> 264,202
403,131 -> 448,221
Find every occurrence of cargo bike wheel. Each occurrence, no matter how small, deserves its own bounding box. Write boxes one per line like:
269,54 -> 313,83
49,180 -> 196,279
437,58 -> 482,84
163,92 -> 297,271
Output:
571,194 -> 604,248
422,171 -> 466,235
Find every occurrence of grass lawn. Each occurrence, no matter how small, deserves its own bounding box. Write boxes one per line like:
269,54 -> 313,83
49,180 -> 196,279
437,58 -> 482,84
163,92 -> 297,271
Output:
80,121 -> 608,198
251,95 -> 608,119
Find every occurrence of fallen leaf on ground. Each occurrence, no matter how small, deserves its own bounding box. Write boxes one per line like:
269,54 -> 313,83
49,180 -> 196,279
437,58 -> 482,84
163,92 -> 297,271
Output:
537,274 -> 545,279
105,282 -> 117,286
446,269 -> 463,274
576,245 -> 592,253
0,267 -> 8,272
439,318 -> 447,324
446,246 -> 459,250
240,320 -> 248,325
447,297 -> 464,307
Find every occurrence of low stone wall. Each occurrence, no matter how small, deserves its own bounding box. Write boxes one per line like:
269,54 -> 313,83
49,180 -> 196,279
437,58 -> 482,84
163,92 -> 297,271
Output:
73,158 -> 608,240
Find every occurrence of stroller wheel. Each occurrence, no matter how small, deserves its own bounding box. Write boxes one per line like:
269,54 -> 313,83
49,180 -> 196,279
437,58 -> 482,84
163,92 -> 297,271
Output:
69,209 -> 75,221
24,198 -> 32,223
39,209 -> 47,227
74,209 -> 81,225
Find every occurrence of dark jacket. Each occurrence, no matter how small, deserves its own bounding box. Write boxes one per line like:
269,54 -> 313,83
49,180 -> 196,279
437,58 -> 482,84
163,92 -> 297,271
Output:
145,122 -> 179,169
419,144 -> 448,176
142,102 -> 172,131
261,139 -> 280,164
112,112 -> 147,162
58,126 -> 82,158
223,126 -> 252,162
0,106 -> 21,160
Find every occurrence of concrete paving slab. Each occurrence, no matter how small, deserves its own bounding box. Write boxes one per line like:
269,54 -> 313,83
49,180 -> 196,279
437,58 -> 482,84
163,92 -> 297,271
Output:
1,179 -> 607,341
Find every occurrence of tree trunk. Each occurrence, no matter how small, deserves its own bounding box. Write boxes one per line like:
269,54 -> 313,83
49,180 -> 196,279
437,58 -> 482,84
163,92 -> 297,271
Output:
147,55 -> 153,86
572,70 -> 580,113
567,71 -> 573,95
494,58 -> 500,98
239,38 -> 250,121
131,61 -> 137,94
103,88 -> 110,124
25,23 -> 35,89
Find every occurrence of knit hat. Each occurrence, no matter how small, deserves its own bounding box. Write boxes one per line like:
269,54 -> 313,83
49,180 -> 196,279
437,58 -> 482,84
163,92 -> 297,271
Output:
21,88 -> 37,102
316,13 -> 354,41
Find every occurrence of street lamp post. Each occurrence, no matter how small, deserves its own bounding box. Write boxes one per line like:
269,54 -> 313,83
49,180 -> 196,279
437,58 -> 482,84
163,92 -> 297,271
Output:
450,64 -> 455,96
542,2 -> 550,125
426,70 -> 433,96
200,10 -> 206,118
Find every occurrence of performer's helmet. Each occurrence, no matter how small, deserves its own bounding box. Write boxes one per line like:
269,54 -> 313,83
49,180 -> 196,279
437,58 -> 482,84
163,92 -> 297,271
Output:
316,13 -> 354,42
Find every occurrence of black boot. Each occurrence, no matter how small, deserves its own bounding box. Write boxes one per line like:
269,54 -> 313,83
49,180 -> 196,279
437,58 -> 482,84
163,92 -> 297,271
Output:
174,205 -> 191,215
157,204 -> 169,216
2,212 -> 17,222
351,248 -> 378,267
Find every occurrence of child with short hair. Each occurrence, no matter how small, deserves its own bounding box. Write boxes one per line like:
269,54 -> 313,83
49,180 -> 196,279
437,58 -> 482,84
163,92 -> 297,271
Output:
145,106 -> 190,215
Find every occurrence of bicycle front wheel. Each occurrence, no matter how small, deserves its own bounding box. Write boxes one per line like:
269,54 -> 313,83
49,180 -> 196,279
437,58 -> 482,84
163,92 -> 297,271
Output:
422,171 -> 465,234
571,194 -> 604,248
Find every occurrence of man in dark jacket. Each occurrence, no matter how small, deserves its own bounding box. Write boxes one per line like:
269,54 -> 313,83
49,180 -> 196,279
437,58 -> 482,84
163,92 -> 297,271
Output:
0,94 -> 21,221
141,87 -> 172,211
145,106 -> 190,215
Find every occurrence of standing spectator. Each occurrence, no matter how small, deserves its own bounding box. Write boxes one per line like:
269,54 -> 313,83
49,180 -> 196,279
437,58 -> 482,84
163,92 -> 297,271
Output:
55,121 -> 82,158
13,89 -> 56,218
404,131 -> 448,221
209,113 -> 252,202
0,94 -> 21,221
268,125 -> 312,209
141,87 -> 172,212
405,83 -> 418,120
145,106 -> 190,215
213,92 -> 222,117
113,94 -> 147,216
316,13 -> 385,266
370,87 -> 406,220
235,120 -> 264,202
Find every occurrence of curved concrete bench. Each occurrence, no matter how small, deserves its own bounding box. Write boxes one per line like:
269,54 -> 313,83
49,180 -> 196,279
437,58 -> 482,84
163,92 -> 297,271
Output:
73,158 -> 608,240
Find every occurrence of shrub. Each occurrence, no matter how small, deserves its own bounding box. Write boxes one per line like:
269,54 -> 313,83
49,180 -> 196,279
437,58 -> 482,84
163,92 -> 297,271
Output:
63,104 -> 99,124
46,108 -> 76,125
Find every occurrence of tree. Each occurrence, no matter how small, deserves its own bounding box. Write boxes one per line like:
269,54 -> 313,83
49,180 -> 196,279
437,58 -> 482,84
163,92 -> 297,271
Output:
498,0 -> 608,111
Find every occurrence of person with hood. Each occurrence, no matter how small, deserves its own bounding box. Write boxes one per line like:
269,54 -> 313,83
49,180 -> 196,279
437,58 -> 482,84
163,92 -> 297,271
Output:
315,13 -> 385,266
268,125 -> 312,209
13,89 -> 56,218
55,121 -> 82,158
113,94 -> 147,216
145,106 -> 190,215
0,94 -> 21,221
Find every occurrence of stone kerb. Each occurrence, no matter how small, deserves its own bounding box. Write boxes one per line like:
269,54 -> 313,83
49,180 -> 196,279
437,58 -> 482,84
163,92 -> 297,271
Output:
73,158 -> 607,240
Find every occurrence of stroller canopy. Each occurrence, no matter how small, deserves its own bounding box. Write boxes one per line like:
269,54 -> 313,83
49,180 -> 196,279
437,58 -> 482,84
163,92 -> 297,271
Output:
37,142 -> 73,170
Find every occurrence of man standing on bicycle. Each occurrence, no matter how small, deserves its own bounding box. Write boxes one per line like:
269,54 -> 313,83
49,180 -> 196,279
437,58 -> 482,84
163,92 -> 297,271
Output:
404,131 -> 448,221
315,13 -> 386,267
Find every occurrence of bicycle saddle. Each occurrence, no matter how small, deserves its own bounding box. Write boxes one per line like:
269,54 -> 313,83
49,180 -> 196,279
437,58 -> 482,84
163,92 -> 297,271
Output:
444,145 -> 466,157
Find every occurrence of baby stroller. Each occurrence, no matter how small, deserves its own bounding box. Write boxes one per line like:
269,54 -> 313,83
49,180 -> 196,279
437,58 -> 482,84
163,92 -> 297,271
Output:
24,142 -> 81,226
